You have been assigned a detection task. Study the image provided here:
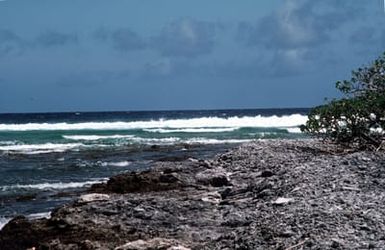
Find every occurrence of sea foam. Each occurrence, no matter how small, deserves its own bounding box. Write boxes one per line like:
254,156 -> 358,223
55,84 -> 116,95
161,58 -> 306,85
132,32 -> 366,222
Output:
143,127 -> 240,133
0,143 -> 84,154
0,114 -> 307,131
27,212 -> 51,220
100,161 -> 131,167
0,217 -> 11,231
128,137 -> 254,145
184,138 -> 254,144
0,179 -> 108,191
63,135 -> 134,141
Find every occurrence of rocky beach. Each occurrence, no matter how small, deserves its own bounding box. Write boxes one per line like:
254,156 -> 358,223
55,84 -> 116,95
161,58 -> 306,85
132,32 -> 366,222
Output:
1,139 -> 385,249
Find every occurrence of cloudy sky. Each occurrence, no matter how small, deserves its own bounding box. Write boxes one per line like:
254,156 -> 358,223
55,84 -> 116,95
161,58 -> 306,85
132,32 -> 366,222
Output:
0,0 -> 384,113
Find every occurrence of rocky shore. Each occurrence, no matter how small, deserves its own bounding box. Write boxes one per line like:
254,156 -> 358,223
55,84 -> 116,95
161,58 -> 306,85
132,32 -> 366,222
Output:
1,139 -> 385,249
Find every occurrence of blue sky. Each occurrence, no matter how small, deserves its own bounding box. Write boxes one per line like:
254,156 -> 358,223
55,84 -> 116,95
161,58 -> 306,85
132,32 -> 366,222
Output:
0,0 -> 384,113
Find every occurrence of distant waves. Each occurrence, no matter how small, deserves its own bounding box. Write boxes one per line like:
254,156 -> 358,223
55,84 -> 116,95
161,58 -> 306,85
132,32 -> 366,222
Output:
0,114 -> 306,131
0,114 -> 307,155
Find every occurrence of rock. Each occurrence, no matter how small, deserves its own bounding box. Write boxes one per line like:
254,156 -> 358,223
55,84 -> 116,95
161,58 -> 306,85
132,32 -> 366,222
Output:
115,238 -> 190,250
188,158 -> 199,163
91,170 -> 185,193
195,168 -> 231,187
80,240 -> 102,250
200,191 -> 222,204
157,155 -> 190,162
0,216 -> 37,249
331,238 -> 345,248
272,197 -> 294,205
78,193 -> 110,203
15,194 -> 37,202
259,170 -> 274,178
1,139 -> 385,250
210,176 -> 230,187
198,159 -> 211,168
222,213 -> 251,228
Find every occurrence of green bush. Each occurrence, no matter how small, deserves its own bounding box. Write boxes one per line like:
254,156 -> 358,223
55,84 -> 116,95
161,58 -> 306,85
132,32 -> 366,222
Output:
301,52 -> 385,150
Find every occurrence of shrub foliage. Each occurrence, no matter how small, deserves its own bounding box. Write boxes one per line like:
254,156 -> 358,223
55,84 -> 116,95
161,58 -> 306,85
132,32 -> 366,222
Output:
301,52 -> 385,150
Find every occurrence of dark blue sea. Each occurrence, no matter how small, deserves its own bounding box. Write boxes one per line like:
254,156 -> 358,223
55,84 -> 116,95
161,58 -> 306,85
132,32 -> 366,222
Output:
0,108 -> 309,228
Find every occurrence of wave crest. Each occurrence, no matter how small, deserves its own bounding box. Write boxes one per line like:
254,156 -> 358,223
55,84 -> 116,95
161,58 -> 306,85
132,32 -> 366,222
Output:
63,135 -> 134,141
0,114 -> 307,131
0,179 -> 108,191
0,143 -> 84,154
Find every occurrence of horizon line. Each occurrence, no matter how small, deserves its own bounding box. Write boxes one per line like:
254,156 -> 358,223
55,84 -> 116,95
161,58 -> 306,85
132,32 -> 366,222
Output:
0,106 -> 313,115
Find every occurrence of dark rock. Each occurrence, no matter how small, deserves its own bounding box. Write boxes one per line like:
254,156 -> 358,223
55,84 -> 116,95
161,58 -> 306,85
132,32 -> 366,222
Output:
157,155 -> 190,162
195,168 -> 231,187
222,214 -> 251,228
1,139 -> 385,249
198,159 -> 211,168
150,145 -> 159,150
0,216 -> 39,250
219,188 -> 232,199
158,173 -> 180,183
260,170 -> 274,178
210,176 -> 231,187
91,170 -> 185,193
15,194 -> 37,202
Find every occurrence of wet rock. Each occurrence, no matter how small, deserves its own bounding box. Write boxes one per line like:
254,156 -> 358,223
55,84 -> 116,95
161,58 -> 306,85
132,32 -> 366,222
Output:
15,194 -> 37,202
157,155 -> 190,162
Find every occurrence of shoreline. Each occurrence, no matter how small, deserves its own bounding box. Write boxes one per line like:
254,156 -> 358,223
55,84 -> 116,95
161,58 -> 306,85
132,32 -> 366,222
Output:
1,139 -> 385,249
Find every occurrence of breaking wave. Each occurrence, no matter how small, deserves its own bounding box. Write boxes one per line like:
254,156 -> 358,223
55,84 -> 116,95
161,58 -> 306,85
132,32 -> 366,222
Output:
100,161 -> 131,167
0,217 -> 11,231
63,135 -> 134,141
0,143 -> 84,154
0,114 -> 307,131
143,127 -> 240,133
0,179 -> 108,191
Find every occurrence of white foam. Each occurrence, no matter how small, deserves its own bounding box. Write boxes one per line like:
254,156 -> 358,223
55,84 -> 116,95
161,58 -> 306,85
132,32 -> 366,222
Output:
143,127 -> 239,133
370,127 -> 384,134
0,140 -> 19,145
100,161 -> 131,167
285,127 -> 303,133
0,212 -> 52,231
184,138 -> 254,144
0,217 -> 11,231
27,212 -> 51,220
0,179 -> 108,191
63,135 -> 134,141
128,137 -> 253,145
0,143 -> 84,154
130,137 -> 181,145
0,114 -> 308,131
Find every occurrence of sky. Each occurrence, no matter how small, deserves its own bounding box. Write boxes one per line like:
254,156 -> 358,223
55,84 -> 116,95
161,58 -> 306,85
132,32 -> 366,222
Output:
0,0 -> 384,113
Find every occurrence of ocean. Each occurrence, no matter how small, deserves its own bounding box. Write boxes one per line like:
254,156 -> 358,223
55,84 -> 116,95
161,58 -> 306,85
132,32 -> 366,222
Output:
0,108 -> 309,228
